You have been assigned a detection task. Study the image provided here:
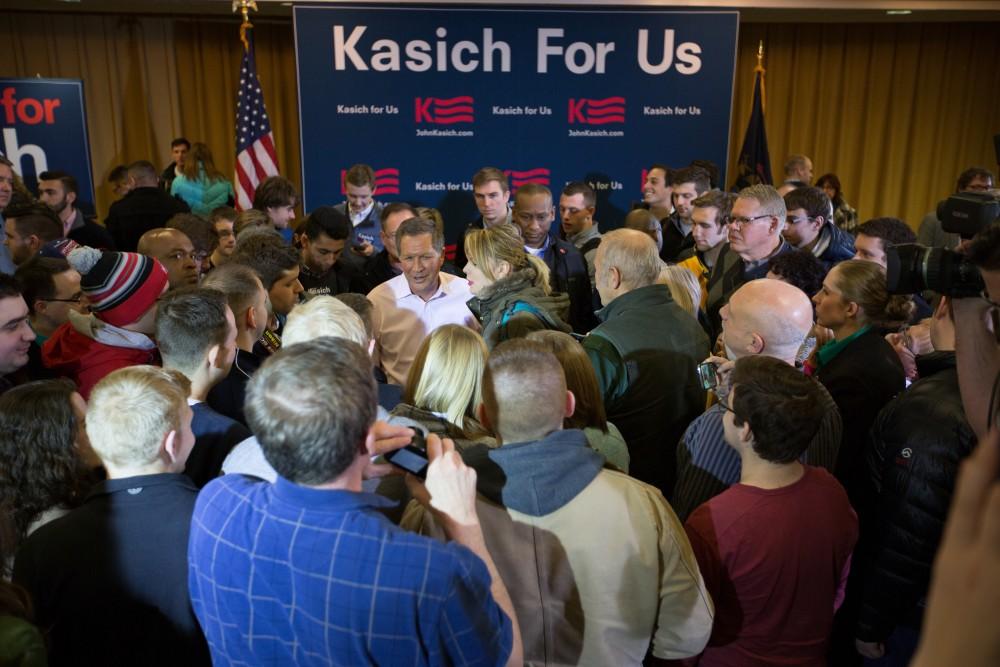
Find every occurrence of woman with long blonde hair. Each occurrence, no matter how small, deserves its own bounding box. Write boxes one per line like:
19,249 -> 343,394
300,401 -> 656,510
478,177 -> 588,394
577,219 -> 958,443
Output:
464,223 -> 571,348
392,324 -> 493,444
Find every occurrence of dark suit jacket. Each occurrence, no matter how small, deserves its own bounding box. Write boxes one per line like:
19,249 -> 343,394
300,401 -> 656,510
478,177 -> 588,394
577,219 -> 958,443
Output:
814,327 -> 905,506
105,187 -> 190,252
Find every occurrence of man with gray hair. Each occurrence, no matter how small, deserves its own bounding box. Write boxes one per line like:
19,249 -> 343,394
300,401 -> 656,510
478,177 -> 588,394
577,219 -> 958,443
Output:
367,216 -> 476,385
188,337 -> 522,665
705,183 -> 794,339
776,153 -> 813,196
403,339 -> 714,664
584,228 -> 709,495
672,278 -> 843,521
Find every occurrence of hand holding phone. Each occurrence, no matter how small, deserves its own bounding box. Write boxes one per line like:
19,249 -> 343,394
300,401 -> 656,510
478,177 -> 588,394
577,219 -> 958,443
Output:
362,422 -> 421,480
403,434 -> 481,530
384,430 -> 429,478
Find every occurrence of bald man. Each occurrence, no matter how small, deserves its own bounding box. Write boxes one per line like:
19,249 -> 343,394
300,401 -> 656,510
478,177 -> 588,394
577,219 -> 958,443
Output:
138,227 -> 199,288
671,278 -> 843,521
584,228 -> 709,496
402,339 -> 714,664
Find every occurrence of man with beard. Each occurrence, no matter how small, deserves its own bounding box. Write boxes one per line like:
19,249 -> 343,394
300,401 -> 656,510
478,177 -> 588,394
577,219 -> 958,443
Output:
38,171 -> 115,249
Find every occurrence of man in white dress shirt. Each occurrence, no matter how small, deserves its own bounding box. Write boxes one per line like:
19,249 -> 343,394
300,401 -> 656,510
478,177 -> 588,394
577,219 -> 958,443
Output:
367,217 -> 476,385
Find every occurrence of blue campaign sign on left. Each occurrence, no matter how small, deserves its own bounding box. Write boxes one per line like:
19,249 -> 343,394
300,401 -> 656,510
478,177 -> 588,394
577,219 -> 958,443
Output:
0,79 -> 96,213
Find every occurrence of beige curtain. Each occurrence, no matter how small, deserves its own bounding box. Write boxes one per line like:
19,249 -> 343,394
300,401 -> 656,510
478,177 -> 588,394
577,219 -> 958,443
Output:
3,12 -> 998,229
0,13 -> 299,221
729,22 -> 1000,226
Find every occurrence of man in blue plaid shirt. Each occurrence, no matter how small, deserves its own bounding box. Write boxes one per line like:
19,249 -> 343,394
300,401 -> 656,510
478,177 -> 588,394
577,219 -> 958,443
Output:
188,337 -> 521,665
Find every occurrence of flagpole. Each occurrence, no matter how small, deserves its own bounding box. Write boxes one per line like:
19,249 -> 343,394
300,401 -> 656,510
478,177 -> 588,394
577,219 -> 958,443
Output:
233,0 -> 258,51
232,0 -> 279,211
755,40 -> 766,114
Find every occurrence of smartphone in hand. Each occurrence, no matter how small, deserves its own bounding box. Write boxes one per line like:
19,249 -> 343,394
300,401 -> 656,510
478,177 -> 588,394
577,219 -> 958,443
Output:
384,430 -> 429,478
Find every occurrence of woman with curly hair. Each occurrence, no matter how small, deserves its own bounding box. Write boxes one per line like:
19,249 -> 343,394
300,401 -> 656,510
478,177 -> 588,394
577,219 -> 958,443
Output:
0,380 -> 97,557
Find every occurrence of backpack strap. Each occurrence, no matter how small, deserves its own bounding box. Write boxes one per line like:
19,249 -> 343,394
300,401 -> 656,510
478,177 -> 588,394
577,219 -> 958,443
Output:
579,237 -> 602,256
501,300 -> 543,325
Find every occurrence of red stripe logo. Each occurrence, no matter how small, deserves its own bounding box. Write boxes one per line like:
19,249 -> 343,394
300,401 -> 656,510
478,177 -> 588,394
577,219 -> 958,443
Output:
568,97 -> 626,125
415,96 -> 475,124
504,168 -> 550,193
339,167 -> 401,195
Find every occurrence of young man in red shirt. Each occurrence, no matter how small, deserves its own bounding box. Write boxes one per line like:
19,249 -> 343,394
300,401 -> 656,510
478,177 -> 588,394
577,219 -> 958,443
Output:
684,355 -> 858,666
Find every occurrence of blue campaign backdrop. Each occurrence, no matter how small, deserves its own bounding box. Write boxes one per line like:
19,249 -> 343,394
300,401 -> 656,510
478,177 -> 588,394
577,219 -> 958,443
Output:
294,5 -> 738,245
0,79 -> 96,214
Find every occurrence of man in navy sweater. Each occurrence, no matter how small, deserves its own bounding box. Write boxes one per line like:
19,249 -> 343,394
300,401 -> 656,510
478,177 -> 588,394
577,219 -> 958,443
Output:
13,365 -> 210,664
156,286 -> 252,487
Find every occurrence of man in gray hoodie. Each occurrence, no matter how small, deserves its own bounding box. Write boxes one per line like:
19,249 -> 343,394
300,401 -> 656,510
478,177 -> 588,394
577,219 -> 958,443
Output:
402,339 -> 714,666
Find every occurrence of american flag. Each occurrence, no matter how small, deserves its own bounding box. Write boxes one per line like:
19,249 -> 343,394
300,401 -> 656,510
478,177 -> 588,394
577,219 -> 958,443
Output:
234,29 -> 279,211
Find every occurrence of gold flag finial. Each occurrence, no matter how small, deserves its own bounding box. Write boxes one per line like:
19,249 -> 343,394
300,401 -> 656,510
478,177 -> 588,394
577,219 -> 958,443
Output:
754,40 -> 766,113
232,0 -> 258,51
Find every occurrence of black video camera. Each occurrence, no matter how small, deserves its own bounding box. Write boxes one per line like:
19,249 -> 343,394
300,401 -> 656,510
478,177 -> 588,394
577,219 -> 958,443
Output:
936,191 -> 1000,239
885,243 -> 984,298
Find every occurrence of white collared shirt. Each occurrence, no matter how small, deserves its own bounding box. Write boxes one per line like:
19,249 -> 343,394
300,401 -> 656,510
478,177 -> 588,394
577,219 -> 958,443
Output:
349,200 -> 375,227
367,272 -> 477,385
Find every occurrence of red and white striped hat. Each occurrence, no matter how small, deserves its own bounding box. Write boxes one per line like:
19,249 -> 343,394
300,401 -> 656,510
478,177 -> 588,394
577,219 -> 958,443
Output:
67,246 -> 168,327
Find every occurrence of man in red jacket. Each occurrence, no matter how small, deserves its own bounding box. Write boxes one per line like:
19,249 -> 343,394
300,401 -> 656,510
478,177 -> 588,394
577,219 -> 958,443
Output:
42,246 -> 168,397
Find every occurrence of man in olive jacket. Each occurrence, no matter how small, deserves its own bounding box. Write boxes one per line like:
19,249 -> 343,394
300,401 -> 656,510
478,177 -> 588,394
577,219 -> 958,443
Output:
584,229 -> 708,496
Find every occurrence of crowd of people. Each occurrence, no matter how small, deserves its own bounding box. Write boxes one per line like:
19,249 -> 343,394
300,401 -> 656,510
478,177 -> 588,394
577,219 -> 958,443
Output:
0,140 -> 998,667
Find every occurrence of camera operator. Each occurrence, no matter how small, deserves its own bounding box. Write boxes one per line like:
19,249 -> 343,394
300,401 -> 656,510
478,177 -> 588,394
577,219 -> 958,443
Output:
917,168 -> 994,251
955,223 -> 1000,439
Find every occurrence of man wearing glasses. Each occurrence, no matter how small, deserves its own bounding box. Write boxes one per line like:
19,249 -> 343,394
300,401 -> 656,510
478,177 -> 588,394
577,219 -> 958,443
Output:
513,183 -> 596,333
137,227 -> 200,288
782,186 -> 855,271
14,257 -> 87,382
706,184 -> 793,339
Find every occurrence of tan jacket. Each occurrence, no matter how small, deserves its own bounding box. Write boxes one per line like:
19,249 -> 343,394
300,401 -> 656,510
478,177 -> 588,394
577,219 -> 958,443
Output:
402,468 -> 714,666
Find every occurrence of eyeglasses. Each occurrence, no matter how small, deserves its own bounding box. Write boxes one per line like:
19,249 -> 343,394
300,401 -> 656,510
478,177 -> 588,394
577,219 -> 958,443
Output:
729,214 -> 774,230
42,293 -> 85,304
166,250 -> 201,262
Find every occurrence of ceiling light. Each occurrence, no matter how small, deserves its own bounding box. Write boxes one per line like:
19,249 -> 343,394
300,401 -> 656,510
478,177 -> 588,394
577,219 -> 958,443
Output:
886,10 -> 913,15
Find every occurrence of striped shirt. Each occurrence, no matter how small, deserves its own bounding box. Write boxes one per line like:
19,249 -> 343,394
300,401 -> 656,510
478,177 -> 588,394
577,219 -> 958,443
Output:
672,381 -> 842,522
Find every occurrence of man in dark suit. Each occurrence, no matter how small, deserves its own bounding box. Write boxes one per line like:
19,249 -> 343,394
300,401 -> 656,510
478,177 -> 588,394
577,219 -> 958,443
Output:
105,160 -> 190,252
513,183 -> 597,333
157,286 -> 251,488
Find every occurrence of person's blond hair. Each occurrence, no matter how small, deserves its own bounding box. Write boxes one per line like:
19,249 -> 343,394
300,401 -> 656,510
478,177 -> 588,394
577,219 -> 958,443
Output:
283,296 -> 367,347
657,263 -> 702,318
464,222 -> 550,292
403,324 -> 489,434
86,366 -> 191,469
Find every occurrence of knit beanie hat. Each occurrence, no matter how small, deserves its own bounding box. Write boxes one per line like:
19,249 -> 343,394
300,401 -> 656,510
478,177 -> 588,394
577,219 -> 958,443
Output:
39,237 -> 80,259
67,246 -> 169,327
